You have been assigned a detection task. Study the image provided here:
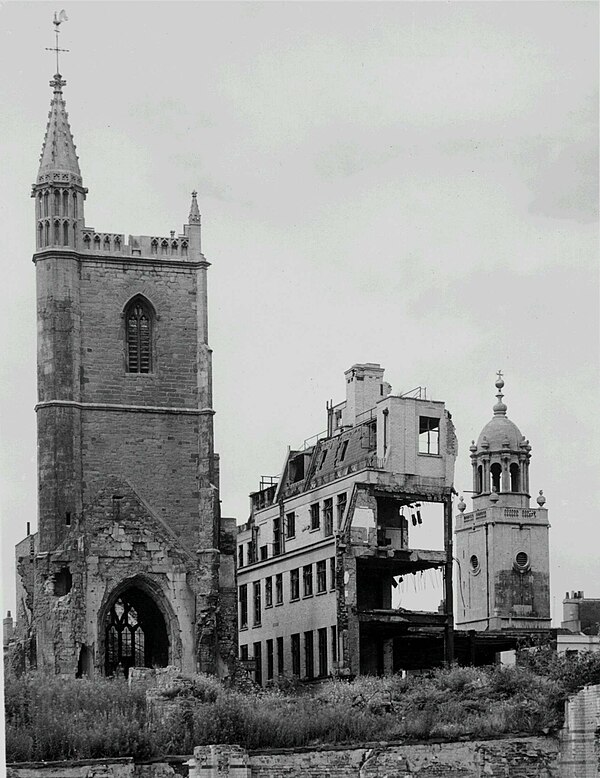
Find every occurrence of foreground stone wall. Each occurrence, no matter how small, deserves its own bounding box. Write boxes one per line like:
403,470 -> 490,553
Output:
559,683 -> 600,777
191,738 -> 560,777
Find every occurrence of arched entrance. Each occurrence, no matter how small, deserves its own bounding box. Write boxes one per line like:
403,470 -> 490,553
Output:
104,586 -> 169,676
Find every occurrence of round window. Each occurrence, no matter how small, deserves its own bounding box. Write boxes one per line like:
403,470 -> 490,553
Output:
470,554 -> 479,571
515,551 -> 529,568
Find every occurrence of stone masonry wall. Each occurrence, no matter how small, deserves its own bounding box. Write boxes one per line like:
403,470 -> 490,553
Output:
559,684 -> 600,777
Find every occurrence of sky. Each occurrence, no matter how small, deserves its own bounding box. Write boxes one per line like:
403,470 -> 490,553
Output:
0,1 -> 598,625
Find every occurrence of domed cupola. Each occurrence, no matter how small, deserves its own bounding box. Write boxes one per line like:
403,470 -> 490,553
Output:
470,373 -> 532,509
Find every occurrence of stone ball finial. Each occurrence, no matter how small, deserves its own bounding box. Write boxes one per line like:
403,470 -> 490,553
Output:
469,440 -> 477,453
489,490 -> 499,503
537,489 -> 546,507
457,496 -> 466,513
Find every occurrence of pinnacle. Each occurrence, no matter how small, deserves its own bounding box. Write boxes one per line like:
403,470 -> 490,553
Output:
188,191 -> 201,224
36,74 -> 82,186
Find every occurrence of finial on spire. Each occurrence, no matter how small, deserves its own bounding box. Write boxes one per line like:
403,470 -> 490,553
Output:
45,10 -> 69,76
493,370 -> 507,416
188,191 -> 201,224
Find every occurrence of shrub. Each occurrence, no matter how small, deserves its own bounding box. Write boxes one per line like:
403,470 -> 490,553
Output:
5,658 -> 588,763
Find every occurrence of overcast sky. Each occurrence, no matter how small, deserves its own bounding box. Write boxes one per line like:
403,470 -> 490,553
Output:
1,2 -> 598,623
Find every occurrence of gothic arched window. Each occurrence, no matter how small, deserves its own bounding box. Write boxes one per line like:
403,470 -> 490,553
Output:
126,298 -> 152,373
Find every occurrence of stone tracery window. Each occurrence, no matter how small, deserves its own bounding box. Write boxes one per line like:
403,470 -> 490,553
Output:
106,597 -> 145,674
126,298 -> 152,373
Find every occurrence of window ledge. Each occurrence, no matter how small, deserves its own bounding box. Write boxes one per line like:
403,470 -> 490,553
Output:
240,625 -> 248,632
302,594 -> 313,599
290,596 -> 300,603
309,527 -> 320,533
316,590 -> 328,597
417,452 -> 442,458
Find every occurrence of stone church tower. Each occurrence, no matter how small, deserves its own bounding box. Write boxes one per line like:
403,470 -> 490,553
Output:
454,374 -> 550,631
14,68 -> 237,677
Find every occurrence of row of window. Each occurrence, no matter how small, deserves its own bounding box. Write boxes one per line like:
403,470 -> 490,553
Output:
476,462 -> 522,494
238,493 -> 347,568
241,626 -> 338,684
37,220 -> 76,248
239,558 -> 336,629
36,189 -> 78,219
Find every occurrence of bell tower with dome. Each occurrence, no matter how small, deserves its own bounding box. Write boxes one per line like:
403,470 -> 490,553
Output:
454,374 -> 551,631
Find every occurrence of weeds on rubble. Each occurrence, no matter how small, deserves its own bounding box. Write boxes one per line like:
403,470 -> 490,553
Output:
5,653 -> 600,762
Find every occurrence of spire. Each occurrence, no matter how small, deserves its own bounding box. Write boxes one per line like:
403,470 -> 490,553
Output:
36,73 -> 82,186
188,191 -> 201,224
493,370 -> 507,416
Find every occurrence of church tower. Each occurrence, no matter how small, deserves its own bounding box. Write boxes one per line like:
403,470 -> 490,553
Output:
454,374 -> 550,631
14,63 -> 237,677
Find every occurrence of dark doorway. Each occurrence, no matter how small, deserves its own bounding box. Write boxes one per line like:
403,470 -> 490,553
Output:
104,586 -> 169,676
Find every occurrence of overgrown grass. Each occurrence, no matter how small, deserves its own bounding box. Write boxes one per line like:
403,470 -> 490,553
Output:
6,651 -> 600,762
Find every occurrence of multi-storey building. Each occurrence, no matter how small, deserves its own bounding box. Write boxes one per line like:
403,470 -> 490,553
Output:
237,364 -> 458,683
12,62 -> 236,677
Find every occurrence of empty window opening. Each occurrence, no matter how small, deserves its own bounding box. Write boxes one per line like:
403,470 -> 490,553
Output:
266,639 -> 274,681
253,642 -> 262,685
337,440 -> 349,463
62,190 -> 69,216
238,545 -> 244,568
477,465 -> 483,493
316,560 -> 327,593
65,511 -> 71,526
54,190 -> 60,215
273,516 -> 281,555
285,511 -> 296,538
318,627 -> 327,677
303,564 -> 313,597
277,636 -> 284,676
419,416 -> 440,455
112,495 -> 123,520
54,566 -> 72,596
291,633 -> 300,676
323,498 -> 333,536
310,503 -> 320,530
63,221 -> 69,245
265,577 -> 273,608
490,463 -> 502,493
239,584 -> 248,629
510,463 -> 520,492
470,554 -> 480,572
259,544 -> 268,561
289,455 -> 305,483
336,493 -> 347,527
290,568 -> 299,600
304,631 -> 314,679
253,581 -> 261,625
275,573 -> 283,605
126,299 -> 152,373
72,192 -> 77,219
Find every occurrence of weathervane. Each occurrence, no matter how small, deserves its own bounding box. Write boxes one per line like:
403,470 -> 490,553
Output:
45,10 -> 69,73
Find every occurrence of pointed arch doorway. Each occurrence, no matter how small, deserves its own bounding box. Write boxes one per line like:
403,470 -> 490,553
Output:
104,585 -> 169,676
